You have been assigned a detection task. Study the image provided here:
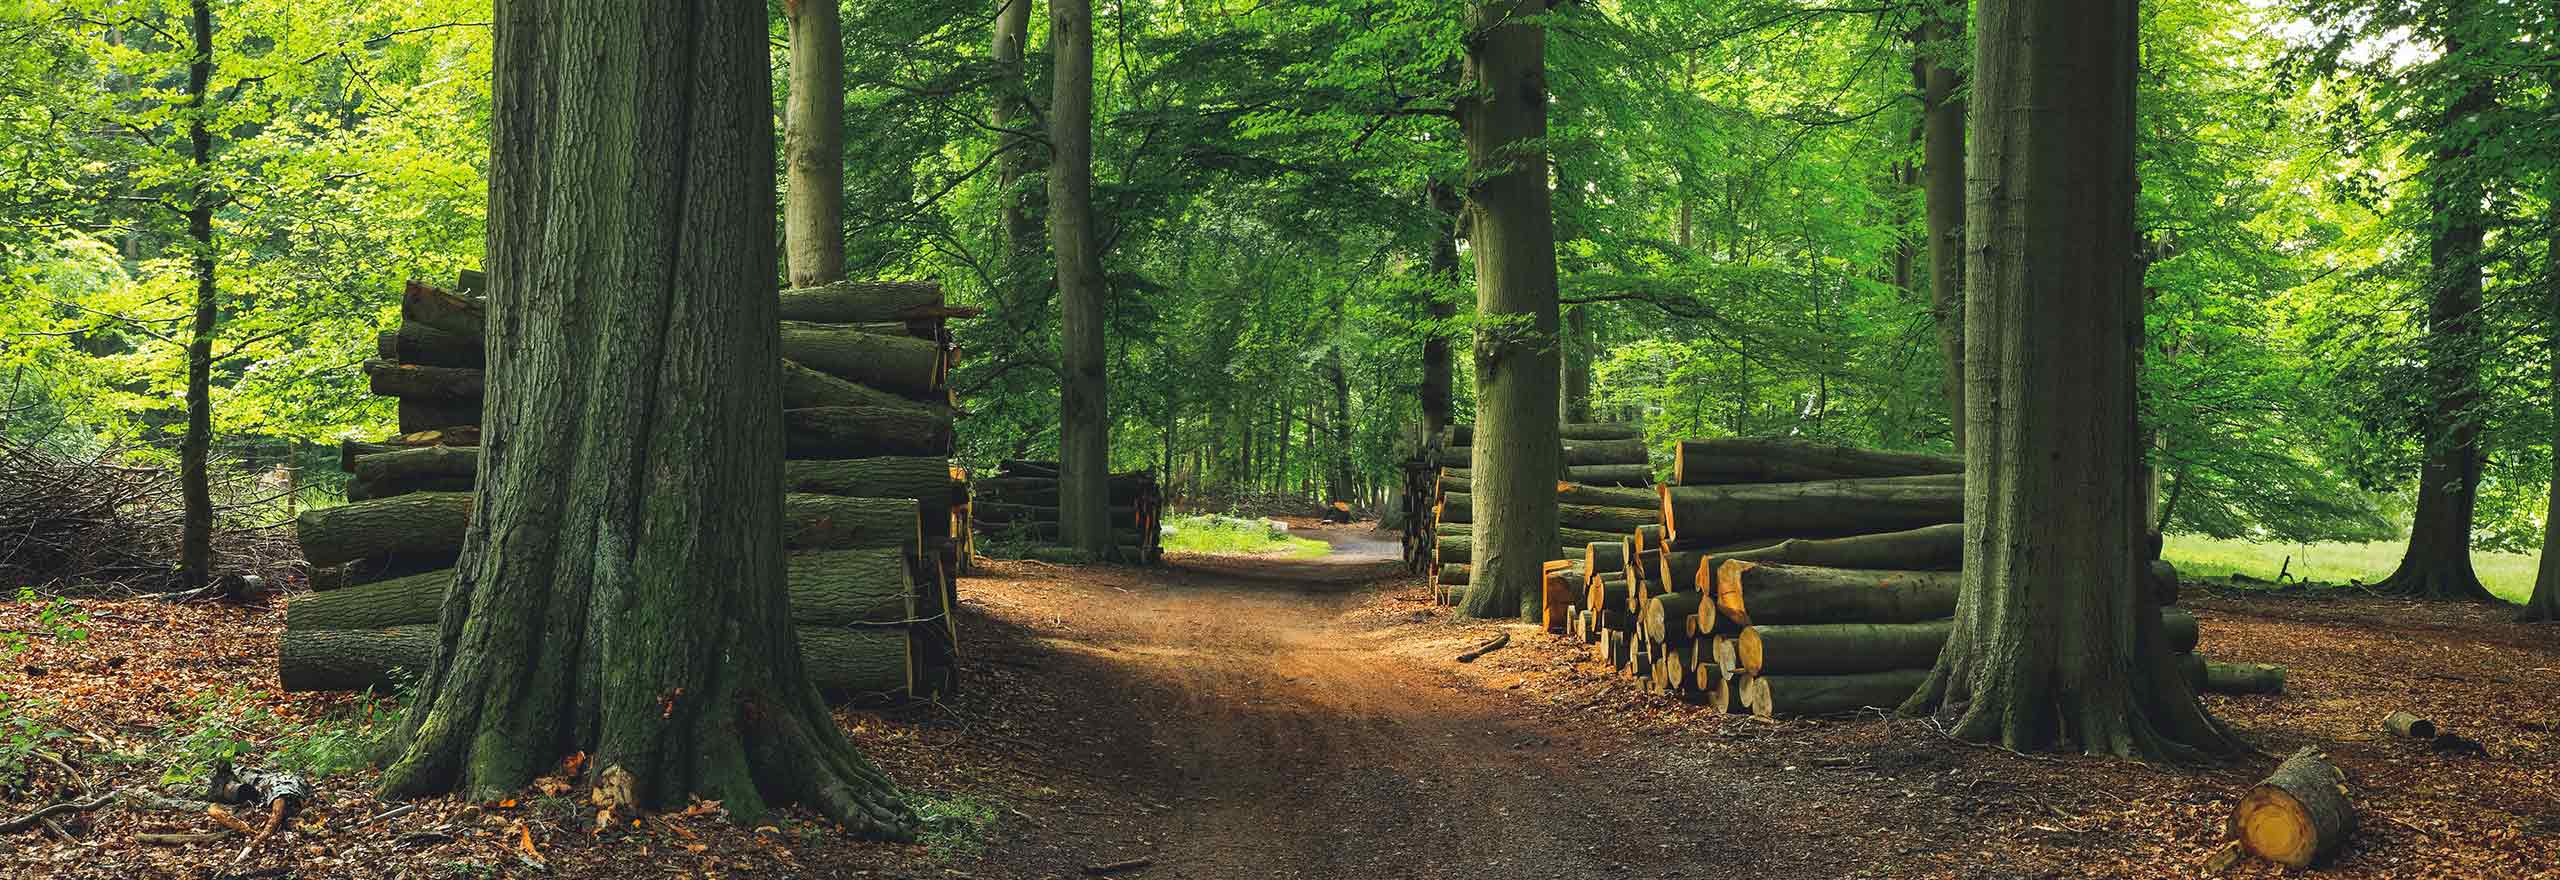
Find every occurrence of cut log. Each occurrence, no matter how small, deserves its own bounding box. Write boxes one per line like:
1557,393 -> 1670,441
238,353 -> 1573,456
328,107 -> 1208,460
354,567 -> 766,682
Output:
1671,438 -> 1959,485
1586,573 -> 1630,621
1739,669 -> 1929,718
777,321 -> 943,398
380,321 -> 483,368
397,399 -> 479,435
364,359 -> 483,401
1560,422 -> 1643,441
283,569 -> 452,633
1439,563 -> 1471,586
1640,591 -> 1706,647
2232,747 -> 2354,868
1581,541 -> 1625,576
777,280 -> 948,323
296,492 -> 474,570
2380,711 -> 2436,740
283,624 -> 917,700
1711,635 -> 1741,678
969,502 -> 1140,529
286,549 -> 917,632
783,494 -> 921,553
1563,464 -> 1652,487
345,445 -> 480,502
1660,474 -> 1962,550
1712,560 -> 1960,628
1556,503 -> 1660,534
1560,438 -> 1648,467
1554,483 -> 1658,510
971,473 -> 1159,506
781,359 -> 951,413
784,406 -> 955,458
1714,523 -> 1965,571
2180,656 -> 2286,695
402,280 -> 484,337
782,457 -> 966,525
2150,558 -> 2182,606
795,627 -> 919,700
1740,622 -> 1948,677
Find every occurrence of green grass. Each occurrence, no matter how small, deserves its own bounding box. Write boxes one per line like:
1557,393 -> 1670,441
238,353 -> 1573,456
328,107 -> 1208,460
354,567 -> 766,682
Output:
2162,535 -> 2539,604
1160,515 -> 1330,558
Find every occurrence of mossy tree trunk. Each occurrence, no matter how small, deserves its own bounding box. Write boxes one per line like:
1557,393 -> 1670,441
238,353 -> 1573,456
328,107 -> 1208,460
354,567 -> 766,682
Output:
178,0 -> 216,593
782,0 -> 844,288
1918,6 -> 1966,453
2377,36 -> 2498,603
1050,0 -> 1112,556
377,1 -> 912,838
1899,0 -> 2240,762
989,0 -> 1048,327
1422,183 -> 1462,441
1456,0 -> 1563,622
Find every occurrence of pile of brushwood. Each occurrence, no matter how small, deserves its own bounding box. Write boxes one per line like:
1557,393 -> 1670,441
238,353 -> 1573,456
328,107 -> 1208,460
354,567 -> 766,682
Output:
0,439 -> 300,595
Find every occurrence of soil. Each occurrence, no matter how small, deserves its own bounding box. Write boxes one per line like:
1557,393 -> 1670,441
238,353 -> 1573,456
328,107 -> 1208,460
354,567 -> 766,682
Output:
4,522 -> 2557,878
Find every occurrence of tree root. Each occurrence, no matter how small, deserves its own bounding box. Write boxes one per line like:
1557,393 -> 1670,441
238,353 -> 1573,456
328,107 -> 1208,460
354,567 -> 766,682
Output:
0,790 -> 117,834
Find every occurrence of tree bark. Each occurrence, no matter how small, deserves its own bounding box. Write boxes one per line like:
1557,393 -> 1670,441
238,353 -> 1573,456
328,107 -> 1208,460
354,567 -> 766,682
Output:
1744,610 -> 2195,676
2233,747 -> 2354,867
783,0 -> 845,287
1670,438 -> 1959,485
286,625 -> 917,701
1918,10 -> 1966,453
776,322 -> 945,399
988,0 -> 1048,336
1050,0 -> 1111,556
1326,344 -> 1355,501
777,281 -> 952,323
1711,561 -> 1961,628
1660,474 -> 1962,549
1900,0 -> 2239,762
1714,523 -> 1966,572
1743,669 -> 1929,719
783,406 -> 956,459
178,0 -> 217,593
1454,0 -> 1562,621
382,321 -> 485,368
1559,438 -> 1646,467
1563,306 -> 1593,423
2528,188 -> 2560,622
1421,183 -> 1462,441
298,492 -> 474,570
1564,464 -> 1651,487
365,360 -> 485,401
375,0 -> 910,836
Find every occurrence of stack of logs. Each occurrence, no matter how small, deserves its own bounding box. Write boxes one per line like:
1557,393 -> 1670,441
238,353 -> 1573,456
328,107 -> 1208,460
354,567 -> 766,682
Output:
281,273 -> 974,703
1412,421 -> 1653,593
966,459 -> 1164,564
1512,438 -> 2287,717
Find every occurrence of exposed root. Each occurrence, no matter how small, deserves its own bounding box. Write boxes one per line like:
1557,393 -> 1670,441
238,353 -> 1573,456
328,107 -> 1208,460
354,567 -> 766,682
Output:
2371,562 -> 2497,603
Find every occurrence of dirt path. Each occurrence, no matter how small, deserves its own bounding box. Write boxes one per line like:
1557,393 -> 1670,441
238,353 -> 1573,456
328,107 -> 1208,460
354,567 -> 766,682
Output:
961,527 -> 1779,879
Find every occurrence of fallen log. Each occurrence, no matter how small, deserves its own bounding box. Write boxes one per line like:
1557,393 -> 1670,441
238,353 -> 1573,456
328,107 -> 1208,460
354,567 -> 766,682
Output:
2232,747 -> 2354,868
1671,438 -> 1959,485
777,280 -> 950,323
1661,474 -> 1963,550
2180,655 -> 2286,695
1455,631 -> 1510,663
777,321 -> 943,398
296,492 -> 474,570
1560,438 -> 1648,467
2380,711 -> 2436,740
1739,669 -> 1929,718
284,624 -> 916,699
1712,560 -> 1960,628
784,406 -> 955,459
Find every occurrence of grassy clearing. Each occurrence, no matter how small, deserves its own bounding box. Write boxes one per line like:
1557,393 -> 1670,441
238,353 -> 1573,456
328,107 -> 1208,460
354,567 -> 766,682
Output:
1160,515 -> 1330,558
2162,535 -> 2539,604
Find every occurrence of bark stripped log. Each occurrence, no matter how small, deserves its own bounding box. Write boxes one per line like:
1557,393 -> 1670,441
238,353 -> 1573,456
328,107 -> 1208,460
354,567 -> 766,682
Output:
1659,474 -> 1962,549
1671,438 -> 1959,485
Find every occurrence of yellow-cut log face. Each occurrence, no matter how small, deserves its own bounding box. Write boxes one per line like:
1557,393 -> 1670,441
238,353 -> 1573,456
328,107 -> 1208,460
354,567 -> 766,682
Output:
2235,786 -> 2316,867
1737,627 -> 1765,675
1715,559 -> 1757,625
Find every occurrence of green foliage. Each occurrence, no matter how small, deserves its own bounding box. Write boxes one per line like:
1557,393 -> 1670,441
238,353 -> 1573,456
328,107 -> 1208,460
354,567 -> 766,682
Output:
157,687 -> 403,785
2164,535 -> 2538,604
1161,514 -> 1330,558
0,699 -> 71,792
909,790 -> 1001,862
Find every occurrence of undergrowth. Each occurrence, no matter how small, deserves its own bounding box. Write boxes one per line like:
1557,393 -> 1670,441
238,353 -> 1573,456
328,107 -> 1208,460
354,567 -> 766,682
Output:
909,790 -> 1001,862
157,687 -> 405,785
1160,514 -> 1328,558
2163,536 -> 2535,604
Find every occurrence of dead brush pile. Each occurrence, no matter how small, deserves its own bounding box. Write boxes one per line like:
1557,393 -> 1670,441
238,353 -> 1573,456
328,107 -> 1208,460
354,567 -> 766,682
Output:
0,439 -> 303,595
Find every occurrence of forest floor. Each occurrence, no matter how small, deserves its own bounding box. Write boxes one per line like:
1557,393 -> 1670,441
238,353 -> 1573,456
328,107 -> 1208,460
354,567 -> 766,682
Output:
3,524 -> 2557,878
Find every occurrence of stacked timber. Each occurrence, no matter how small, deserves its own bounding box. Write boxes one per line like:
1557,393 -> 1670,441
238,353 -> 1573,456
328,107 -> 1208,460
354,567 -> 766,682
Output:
966,460 -> 1164,563
1540,437 -> 2281,714
1417,421 -> 1653,600
286,273 -> 975,702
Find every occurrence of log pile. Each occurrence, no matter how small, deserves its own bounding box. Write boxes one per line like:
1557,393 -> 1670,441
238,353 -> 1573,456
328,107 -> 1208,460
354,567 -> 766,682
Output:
1526,437 -> 2284,716
1404,421 -> 1652,592
965,459 -> 1163,564
285,274 -> 975,703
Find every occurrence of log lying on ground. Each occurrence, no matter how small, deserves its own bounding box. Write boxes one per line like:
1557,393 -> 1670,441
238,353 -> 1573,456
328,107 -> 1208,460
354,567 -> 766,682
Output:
297,492 -> 474,569
1554,483 -> 1660,510
784,406 -> 955,458
782,494 -> 922,553
777,280 -> 954,323
1713,523 -> 1966,572
1581,541 -> 1625,577
1560,438 -> 1649,467
781,457 -> 966,527
1444,422 -> 1641,446
2179,655 -> 2286,695
1671,438 -> 1959,485
286,548 -> 919,632
2233,747 -> 2355,868
1741,610 -> 2198,676
402,281 -> 483,337
283,624 -> 916,699
777,321 -> 944,398
1739,669 -> 1929,718
1565,464 -> 1652,487
376,321 -> 483,368
1640,591 -> 1706,647
971,473 -> 1159,506
1712,561 -> 1960,627
1439,564 -> 1471,586
339,430 -> 480,472
2380,711 -> 2436,740
1660,474 -> 1962,549
345,445 -> 479,501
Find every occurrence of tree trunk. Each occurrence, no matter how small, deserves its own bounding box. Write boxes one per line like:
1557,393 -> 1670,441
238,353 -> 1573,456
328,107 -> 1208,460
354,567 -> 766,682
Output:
1421,183 -> 1462,441
989,0 -> 1047,338
1326,345 -> 1355,502
1659,474 -> 1962,549
375,1 -> 911,836
1563,306 -> 1593,423
1050,0 -> 1111,557
1900,0 -> 2239,762
783,0 -> 845,287
1671,438 -> 1959,485
1456,0 -> 1562,622
2528,190 -> 2560,622
1918,10 -> 1966,453
178,0 -> 216,593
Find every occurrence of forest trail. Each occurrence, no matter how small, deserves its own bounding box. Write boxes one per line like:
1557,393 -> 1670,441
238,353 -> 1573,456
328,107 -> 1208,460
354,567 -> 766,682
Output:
969,525 -> 1774,879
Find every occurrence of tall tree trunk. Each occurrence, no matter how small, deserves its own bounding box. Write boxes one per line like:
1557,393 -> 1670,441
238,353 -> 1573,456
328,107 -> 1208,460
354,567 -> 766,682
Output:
1421,183 -> 1462,441
1327,345 -> 1354,501
1456,0 -> 1562,622
1050,0 -> 1111,555
1900,0 -> 2239,761
989,0 -> 1049,349
1563,306 -> 1593,423
2525,187 -> 2560,622
1918,10 -> 1967,454
376,0 -> 911,836
1273,383 -> 1292,495
2377,43 -> 2496,602
782,0 -> 845,287
178,0 -> 216,593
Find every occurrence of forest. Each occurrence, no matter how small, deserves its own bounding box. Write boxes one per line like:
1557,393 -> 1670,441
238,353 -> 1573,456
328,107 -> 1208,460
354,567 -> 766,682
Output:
0,0 -> 2555,877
